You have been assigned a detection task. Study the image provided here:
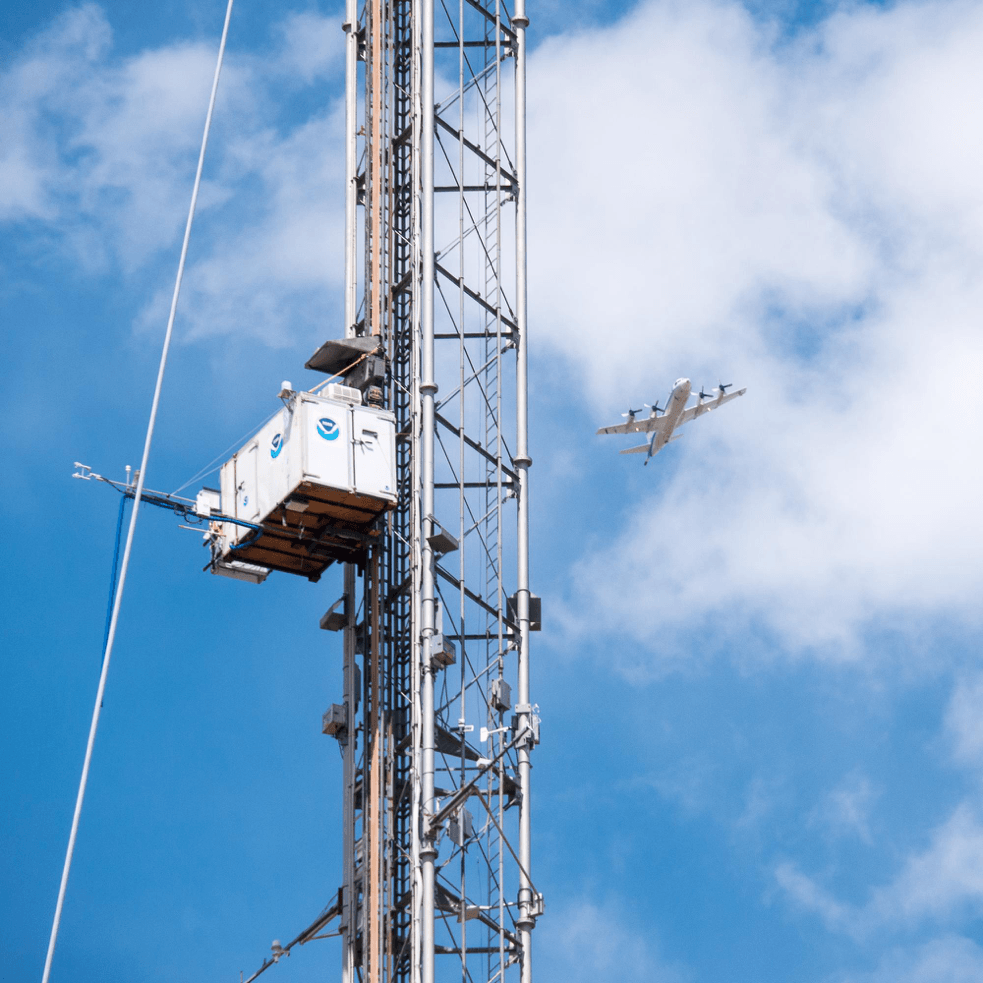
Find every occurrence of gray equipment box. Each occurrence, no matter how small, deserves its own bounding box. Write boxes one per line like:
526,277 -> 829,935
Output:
322,703 -> 347,737
431,633 -> 457,669
448,808 -> 474,846
490,678 -> 511,713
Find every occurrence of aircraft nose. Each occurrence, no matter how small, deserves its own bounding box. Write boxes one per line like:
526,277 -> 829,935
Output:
675,377 -> 690,388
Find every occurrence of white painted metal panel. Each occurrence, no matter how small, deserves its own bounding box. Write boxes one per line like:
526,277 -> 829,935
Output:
302,395 -> 353,491
236,442 -> 260,522
218,458 -> 242,547
252,405 -> 292,517
352,405 -> 397,502
195,487 -> 220,517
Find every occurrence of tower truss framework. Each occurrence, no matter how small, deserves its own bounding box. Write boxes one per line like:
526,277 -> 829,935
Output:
336,0 -> 537,981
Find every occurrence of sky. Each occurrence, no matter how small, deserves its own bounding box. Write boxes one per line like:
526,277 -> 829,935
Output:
2,0 -> 983,981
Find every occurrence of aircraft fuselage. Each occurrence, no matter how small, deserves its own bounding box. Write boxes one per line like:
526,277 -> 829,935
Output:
648,377 -> 691,458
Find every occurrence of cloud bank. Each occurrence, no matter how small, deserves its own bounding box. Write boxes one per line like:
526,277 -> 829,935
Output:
0,3 -> 346,346
529,0 -> 983,662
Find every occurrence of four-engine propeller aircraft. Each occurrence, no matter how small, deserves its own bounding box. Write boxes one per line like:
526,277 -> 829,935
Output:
597,378 -> 747,464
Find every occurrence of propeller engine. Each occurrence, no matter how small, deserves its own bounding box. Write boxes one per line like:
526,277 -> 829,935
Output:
621,405 -> 644,420
644,402 -> 663,416
698,382 -> 733,399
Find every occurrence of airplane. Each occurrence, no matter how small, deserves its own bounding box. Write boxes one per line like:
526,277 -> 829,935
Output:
596,378 -> 747,464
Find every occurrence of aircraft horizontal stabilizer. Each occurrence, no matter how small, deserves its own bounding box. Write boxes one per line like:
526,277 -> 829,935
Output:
619,444 -> 650,455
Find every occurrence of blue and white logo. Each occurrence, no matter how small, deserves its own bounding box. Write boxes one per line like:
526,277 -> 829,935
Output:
270,433 -> 284,459
317,417 -> 340,441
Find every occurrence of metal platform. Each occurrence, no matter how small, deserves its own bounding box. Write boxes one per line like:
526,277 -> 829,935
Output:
215,478 -> 393,580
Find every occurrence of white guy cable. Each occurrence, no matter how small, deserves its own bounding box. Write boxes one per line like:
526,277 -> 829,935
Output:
41,3 -> 235,980
170,403 -> 281,495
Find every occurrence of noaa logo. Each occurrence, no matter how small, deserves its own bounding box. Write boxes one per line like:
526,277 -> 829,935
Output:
317,417 -> 339,441
270,433 -> 284,459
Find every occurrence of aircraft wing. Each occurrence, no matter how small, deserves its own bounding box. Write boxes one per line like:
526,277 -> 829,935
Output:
596,415 -> 669,436
677,387 -> 746,426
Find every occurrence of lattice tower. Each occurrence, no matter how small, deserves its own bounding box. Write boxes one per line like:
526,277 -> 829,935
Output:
335,0 -> 538,982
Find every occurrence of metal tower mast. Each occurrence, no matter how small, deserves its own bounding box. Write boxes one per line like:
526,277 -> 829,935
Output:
335,0 -> 539,980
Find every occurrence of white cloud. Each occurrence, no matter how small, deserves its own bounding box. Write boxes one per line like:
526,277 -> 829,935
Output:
531,0 -> 983,661
0,5 -> 111,223
774,860 -> 854,933
0,5 -> 235,264
529,0 -> 873,393
135,108 -> 346,347
272,10 -> 346,84
871,803 -> 983,923
945,674 -> 983,769
798,0 -> 983,249
809,771 -> 878,843
0,4 -> 344,344
831,936 -> 983,983
537,897 -> 689,983
778,802 -> 983,935
626,755 -> 720,816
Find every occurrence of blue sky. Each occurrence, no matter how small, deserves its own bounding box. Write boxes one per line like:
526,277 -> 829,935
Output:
3,1 -> 983,981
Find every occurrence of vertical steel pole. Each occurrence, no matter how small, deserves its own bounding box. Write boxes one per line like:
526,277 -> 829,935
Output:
368,549 -> 383,983
342,0 -> 359,974
343,0 -> 358,337
410,0 -> 425,977
369,0 -> 384,337
512,4 -> 534,983
419,0 -> 437,975
341,0 -> 359,964
341,563 -> 357,983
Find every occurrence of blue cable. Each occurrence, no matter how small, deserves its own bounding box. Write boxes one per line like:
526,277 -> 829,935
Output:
101,495 -> 128,660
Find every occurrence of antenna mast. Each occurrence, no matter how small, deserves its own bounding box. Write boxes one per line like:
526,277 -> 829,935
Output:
336,0 -> 539,980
